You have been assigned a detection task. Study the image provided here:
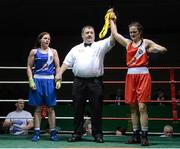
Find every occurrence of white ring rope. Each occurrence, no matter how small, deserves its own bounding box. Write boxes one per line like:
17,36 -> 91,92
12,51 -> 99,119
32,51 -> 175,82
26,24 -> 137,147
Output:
0,99 -> 179,103
0,67 -> 27,69
0,66 -> 180,70
0,66 -> 72,70
0,99 -> 73,102
0,116 -> 75,119
0,116 -> 90,120
0,81 -> 73,84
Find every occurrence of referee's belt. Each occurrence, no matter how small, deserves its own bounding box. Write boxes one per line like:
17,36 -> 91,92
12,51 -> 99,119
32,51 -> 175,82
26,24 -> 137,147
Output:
75,76 -> 102,80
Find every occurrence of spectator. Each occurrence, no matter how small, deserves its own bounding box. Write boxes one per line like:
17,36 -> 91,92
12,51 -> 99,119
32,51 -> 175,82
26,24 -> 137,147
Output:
160,125 -> 173,137
176,89 -> 180,106
83,112 -> 92,136
115,126 -> 126,136
3,99 -> 33,135
153,88 -> 169,106
0,119 -> 5,134
114,88 -> 124,106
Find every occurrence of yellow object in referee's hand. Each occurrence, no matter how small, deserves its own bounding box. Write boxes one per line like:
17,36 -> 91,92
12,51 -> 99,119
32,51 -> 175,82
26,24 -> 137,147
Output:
99,8 -> 113,39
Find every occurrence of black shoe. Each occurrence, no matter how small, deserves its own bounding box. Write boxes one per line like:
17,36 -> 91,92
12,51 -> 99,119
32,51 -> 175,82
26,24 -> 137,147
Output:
67,135 -> 81,142
126,135 -> 141,144
94,136 -> 104,143
141,137 -> 149,146
141,131 -> 149,146
126,130 -> 140,144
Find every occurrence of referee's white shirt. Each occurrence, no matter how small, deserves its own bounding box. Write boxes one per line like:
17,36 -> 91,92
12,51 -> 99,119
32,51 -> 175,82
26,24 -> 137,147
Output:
63,36 -> 115,78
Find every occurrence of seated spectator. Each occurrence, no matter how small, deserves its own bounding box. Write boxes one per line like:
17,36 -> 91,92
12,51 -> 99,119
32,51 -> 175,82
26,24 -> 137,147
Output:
83,111 -> 92,136
3,98 -> 33,135
153,88 -> 169,106
160,125 -> 173,137
176,89 -> 180,106
114,88 -> 124,106
115,126 -> 126,136
0,119 -> 5,134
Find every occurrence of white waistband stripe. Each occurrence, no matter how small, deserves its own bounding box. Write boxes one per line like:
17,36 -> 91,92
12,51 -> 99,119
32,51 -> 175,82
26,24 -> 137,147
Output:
33,74 -> 54,79
127,67 -> 149,74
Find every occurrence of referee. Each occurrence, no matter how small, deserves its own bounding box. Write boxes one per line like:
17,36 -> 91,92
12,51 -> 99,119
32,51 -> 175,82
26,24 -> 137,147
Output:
60,25 -> 115,143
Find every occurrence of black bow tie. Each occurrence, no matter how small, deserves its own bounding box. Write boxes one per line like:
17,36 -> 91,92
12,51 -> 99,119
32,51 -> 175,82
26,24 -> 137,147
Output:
84,43 -> 92,47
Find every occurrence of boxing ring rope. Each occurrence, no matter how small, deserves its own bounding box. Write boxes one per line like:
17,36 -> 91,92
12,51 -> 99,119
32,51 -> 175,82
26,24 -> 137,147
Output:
0,66 -> 180,122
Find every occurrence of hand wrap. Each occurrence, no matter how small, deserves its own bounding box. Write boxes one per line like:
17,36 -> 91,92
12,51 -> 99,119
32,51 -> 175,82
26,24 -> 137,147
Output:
56,80 -> 61,89
29,77 -> 36,89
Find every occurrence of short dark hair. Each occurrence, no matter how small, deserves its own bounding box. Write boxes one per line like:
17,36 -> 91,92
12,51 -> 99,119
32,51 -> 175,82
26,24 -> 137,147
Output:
81,25 -> 94,35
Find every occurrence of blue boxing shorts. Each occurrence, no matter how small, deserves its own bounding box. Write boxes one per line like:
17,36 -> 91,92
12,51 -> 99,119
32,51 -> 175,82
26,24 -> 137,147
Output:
28,78 -> 56,107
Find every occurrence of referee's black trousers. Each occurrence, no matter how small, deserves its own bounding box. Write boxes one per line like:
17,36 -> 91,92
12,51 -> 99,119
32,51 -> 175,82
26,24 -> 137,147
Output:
72,76 -> 104,137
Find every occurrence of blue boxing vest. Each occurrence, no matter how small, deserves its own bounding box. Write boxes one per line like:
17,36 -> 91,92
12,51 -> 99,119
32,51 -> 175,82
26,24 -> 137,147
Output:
33,48 -> 55,75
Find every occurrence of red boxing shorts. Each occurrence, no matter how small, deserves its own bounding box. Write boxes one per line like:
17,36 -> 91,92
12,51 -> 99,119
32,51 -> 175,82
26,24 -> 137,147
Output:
125,68 -> 151,104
